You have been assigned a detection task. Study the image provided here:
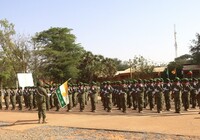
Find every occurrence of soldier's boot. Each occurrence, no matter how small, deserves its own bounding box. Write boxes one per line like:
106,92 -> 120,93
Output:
38,119 -> 41,124
42,119 -> 47,124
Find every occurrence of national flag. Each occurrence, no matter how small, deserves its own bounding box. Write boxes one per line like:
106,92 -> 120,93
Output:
171,69 -> 176,75
56,81 -> 69,108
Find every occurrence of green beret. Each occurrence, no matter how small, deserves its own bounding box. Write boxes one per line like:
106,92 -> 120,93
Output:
37,80 -> 43,86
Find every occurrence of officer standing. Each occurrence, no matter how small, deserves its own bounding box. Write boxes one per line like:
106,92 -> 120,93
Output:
36,80 -> 48,123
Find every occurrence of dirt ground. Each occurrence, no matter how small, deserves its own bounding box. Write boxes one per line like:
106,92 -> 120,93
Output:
0,100 -> 200,139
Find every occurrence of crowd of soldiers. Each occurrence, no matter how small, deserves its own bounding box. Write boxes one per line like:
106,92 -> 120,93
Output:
0,77 -> 200,114
0,81 -> 99,113
100,77 -> 200,114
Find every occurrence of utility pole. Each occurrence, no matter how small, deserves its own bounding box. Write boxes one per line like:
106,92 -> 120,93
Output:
174,24 -> 178,59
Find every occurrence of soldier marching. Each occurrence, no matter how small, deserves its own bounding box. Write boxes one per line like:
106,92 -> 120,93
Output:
0,77 -> 200,115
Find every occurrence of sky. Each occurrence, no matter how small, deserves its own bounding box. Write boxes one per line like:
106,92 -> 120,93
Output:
1,0 -> 200,64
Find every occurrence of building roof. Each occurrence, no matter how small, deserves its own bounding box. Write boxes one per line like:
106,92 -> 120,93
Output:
115,66 -> 166,76
183,65 -> 200,71
153,66 -> 167,73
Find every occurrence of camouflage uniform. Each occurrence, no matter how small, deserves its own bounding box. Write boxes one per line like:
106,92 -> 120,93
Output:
190,79 -> 198,108
89,82 -> 98,112
10,88 -> 16,110
4,88 -> 10,110
28,87 -> 34,110
163,79 -> 172,111
17,88 -> 23,110
120,82 -> 128,113
67,85 -> 73,112
182,79 -> 191,111
172,77 -> 182,113
131,81 -> 138,110
77,83 -> 85,112
136,79 -> 144,113
104,82 -> 113,112
147,80 -> 155,110
36,81 -> 48,123
154,80 -> 164,113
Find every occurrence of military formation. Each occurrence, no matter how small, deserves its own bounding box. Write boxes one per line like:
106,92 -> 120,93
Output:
0,77 -> 200,115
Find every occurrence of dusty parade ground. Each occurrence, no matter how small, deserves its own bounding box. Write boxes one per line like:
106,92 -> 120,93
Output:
1,102 -> 200,139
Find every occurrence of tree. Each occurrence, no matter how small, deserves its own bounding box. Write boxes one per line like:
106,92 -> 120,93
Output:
130,55 -> 155,79
190,33 -> 200,64
112,58 -> 129,71
78,51 -> 117,83
0,19 -> 32,87
32,27 -> 84,83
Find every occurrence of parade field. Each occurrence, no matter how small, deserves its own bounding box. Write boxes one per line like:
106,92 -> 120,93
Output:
0,103 -> 200,140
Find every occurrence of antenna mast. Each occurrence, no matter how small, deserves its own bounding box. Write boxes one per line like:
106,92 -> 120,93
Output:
174,24 -> 178,59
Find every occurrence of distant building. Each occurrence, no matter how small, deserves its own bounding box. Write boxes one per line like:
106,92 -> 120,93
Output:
182,64 -> 200,78
114,66 -> 167,80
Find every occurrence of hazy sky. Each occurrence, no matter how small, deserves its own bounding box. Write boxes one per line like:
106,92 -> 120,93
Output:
1,0 -> 200,64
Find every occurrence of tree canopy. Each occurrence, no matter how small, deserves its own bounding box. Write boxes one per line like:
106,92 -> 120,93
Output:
32,27 -> 84,83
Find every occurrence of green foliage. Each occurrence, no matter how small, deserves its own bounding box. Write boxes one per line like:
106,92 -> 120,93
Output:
112,58 -> 129,71
190,33 -> 200,64
78,51 -> 117,82
32,27 -> 84,83
0,19 -> 33,87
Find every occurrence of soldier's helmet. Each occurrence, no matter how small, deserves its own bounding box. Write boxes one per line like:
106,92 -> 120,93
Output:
138,79 -> 143,83
193,78 -> 198,82
92,81 -> 96,85
166,78 -> 170,82
37,80 -> 44,86
174,77 -> 180,82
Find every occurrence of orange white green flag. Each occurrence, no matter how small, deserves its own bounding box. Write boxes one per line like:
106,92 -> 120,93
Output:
56,80 -> 69,108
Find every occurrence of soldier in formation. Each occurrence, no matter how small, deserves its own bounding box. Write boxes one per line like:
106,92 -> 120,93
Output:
1,77 -> 200,115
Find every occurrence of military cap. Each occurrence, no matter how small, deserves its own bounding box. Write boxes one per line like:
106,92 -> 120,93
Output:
37,80 -> 43,86
138,79 -> 143,83
174,77 -> 180,82
166,78 -> 170,82
92,81 -> 96,85
193,78 -> 198,81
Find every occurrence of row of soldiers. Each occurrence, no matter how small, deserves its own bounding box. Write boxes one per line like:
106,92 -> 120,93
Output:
0,82 -> 99,113
0,77 -> 200,114
100,77 -> 200,114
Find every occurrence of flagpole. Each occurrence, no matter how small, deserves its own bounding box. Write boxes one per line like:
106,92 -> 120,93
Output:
67,78 -> 71,82
166,68 -> 169,78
